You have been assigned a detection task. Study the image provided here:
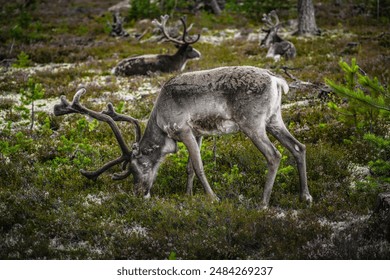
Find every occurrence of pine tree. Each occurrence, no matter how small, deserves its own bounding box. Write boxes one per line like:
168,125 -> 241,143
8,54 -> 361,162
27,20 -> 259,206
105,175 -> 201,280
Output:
325,58 -> 389,133
326,58 -> 389,184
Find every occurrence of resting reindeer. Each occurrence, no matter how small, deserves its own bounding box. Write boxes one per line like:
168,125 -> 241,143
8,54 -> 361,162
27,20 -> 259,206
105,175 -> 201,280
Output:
260,10 -> 296,62
112,15 -> 201,76
54,66 -> 312,208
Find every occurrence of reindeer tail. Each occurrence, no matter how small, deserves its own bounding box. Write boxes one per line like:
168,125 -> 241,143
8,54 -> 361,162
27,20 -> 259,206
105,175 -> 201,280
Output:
273,75 -> 289,95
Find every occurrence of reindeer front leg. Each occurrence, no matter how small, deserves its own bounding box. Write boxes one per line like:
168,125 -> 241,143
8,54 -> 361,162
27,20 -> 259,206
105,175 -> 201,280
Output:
185,136 -> 202,196
179,130 -> 218,200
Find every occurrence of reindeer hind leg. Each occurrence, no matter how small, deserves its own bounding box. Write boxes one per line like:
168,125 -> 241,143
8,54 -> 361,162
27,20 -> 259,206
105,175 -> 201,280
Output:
267,114 -> 312,204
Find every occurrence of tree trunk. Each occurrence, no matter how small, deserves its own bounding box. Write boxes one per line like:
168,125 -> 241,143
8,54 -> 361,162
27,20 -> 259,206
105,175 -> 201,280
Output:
297,0 -> 319,36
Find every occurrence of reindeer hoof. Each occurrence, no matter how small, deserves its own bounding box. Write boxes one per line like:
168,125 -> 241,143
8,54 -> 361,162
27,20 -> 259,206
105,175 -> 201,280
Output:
207,193 -> 220,203
143,192 -> 151,199
301,193 -> 313,206
259,202 -> 269,210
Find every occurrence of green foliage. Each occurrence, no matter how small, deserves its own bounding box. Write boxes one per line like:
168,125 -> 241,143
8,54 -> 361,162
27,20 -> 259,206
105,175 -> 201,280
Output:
226,0 -> 295,20
128,0 -> 186,20
50,117 -> 102,170
128,0 -> 159,20
14,78 -> 45,130
0,123 -> 33,158
1,0 -> 390,260
326,59 -> 389,202
168,251 -> 177,260
0,1 -> 47,43
326,58 -> 389,133
12,51 -> 32,68
364,133 -> 390,181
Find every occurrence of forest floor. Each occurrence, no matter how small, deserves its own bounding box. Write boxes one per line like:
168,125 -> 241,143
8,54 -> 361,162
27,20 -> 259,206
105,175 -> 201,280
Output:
0,0 -> 389,259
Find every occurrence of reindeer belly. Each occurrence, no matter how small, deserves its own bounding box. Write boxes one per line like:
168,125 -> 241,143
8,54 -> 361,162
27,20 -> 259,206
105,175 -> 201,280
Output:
188,117 -> 239,136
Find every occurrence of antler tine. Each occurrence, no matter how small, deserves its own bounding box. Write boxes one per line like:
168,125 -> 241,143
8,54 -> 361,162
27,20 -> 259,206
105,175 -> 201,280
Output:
262,13 -> 273,28
71,88 -> 87,107
269,10 -> 280,26
180,17 -> 200,45
262,11 -> 279,28
54,88 -> 133,155
102,103 -> 142,143
152,14 -> 184,45
80,155 -> 127,180
53,88 -> 86,116
152,14 -> 200,45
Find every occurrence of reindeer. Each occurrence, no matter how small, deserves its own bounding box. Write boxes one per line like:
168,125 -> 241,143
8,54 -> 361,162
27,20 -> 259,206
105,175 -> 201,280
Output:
260,10 -> 296,62
109,12 -> 129,38
112,15 -> 201,76
54,66 -> 312,208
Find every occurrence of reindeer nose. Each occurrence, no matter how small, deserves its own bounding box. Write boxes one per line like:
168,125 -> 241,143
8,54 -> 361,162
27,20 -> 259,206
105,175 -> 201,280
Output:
191,49 -> 201,59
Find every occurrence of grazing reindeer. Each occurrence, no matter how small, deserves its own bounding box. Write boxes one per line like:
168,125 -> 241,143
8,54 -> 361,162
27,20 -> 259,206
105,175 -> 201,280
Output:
54,66 -> 312,208
260,10 -> 296,62
112,15 -> 201,76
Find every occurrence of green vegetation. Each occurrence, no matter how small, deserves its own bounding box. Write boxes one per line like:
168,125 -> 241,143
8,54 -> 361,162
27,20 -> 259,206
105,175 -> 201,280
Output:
12,51 -> 32,68
0,1 -> 389,259
15,78 -> 45,131
326,59 -> 390,191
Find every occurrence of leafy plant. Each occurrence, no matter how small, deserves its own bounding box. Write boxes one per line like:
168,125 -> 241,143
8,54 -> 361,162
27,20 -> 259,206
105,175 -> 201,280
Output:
128,0 -> 161,20
0,124 -> 33,159
326,58 -> 389,190
14,78 -> 45,131
12,51 -> 32,68
326,58 -> 389,134
364,133 -> 390,182
226,0 -> 295,20
128,0 -> 208,20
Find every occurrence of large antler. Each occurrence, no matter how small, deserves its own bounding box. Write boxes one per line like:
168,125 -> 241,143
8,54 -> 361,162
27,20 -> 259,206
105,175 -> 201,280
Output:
262,10 -> 280,29
152,14 -> 200,45
53,88 -> 141,180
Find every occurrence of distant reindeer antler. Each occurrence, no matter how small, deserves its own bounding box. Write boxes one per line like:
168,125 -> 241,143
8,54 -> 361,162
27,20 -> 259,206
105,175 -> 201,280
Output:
262,10 -> 280,29
54,88 -> 142,180
152,15 -> 200,45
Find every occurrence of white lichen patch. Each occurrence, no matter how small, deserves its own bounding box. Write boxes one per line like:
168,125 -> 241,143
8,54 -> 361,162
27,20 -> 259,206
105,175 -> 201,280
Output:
347,163 -> 371,189
82,192 -> 111,207
123,223 -> 148,238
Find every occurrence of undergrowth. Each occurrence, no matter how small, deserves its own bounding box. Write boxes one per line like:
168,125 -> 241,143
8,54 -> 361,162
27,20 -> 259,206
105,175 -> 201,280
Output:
0,0 -> 389,260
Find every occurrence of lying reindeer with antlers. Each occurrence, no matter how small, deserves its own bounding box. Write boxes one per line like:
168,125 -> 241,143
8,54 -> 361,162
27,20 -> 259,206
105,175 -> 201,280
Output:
112,15 -> 201,76
54,66 -> 312,208
260,10 -> 296,62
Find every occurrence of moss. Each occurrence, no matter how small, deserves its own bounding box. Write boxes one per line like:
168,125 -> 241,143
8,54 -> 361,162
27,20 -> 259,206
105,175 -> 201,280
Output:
1,0 -> 389,260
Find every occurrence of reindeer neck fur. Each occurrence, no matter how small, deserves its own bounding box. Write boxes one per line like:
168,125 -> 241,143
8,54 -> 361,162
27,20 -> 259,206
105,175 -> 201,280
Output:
262,30 -> 283,47
157,44 -> 190,72
138,111 -> 177,163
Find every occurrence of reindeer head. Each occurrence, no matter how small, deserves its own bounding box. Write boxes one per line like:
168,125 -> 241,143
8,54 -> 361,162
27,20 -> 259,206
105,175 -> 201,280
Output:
153,15 -> 201,61
53,88 -> 160,198
260,10 -> 282,48
127,151 -> 155,198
